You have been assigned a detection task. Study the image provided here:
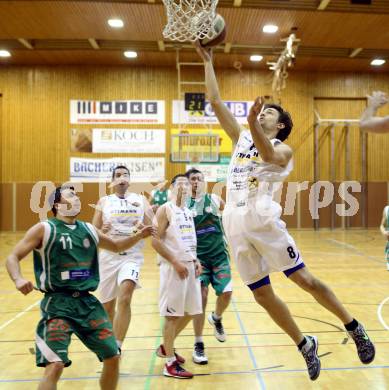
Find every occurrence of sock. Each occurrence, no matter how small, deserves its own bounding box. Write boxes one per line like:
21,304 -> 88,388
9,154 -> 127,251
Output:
344,318 -> 358,332
195,336 -> 203,344
212,312 -> 222,321
166,356 -> 176,366
298,336 -> 312,353
116,340 -> 122,348
297,337 -> 307,351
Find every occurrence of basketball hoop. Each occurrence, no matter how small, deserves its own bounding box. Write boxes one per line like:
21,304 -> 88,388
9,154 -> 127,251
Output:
162,0 -> 219,42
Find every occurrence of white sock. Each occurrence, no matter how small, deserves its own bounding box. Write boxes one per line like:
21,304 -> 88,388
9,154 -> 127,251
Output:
212,312 -> 222,321
166,356 -> 176,366
195,336 -> 203,343
301,337 -> 313,353
116,340 -> 122,348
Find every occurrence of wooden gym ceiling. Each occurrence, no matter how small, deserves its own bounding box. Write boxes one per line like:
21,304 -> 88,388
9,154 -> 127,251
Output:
0,0 -> 389,72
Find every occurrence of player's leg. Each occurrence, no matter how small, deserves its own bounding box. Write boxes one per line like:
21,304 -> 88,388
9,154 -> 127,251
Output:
35,296 -> 73,389
386,241 -> 389,271
113,278 -> 136,348
192,263 -> 210,364
103,299 -> 116,324
227,212 -> 321,381
74,296 -> 120,388
288,266 -> 375,364
250,278 -> 320,380
99,257 -> 121,324
158,262 -> 193,378
38,362 -> 65,390
100,355 -> 120,390
208,254 -> 232,342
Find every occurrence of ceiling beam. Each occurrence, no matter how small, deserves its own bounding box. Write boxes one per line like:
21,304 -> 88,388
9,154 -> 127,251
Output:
18,38 -> 33,50
349,47 -> 363,58
317,0 -> 331,10
88,38 -> 100,49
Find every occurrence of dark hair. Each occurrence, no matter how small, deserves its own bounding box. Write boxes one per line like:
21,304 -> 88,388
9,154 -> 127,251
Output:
265,104 -> 293,142
49,185 -> 75,216
111,165 -> 130,180
171,174 -> 188,185
185,168 -> 203,178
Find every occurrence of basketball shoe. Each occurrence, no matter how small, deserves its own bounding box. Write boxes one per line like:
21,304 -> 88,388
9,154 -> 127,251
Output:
300,335 -> 321,381
163,360 -> 193,379
192,342 -> 208,364
348,323 -> 375,364
156,344 -> 185,364
208,312 -> 226,342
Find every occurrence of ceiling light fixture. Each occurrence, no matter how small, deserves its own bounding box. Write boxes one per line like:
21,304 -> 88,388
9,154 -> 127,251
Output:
124,51 -> 137,58
263,24 -> 278,34
250,55 -> 263,62
108,19 -> 124,28
371,59 -> 386,66
0,50 -> 11,57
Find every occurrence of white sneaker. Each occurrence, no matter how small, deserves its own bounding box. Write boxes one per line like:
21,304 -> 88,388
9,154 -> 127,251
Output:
192,342 -> 208,365
208,313 -> 226,342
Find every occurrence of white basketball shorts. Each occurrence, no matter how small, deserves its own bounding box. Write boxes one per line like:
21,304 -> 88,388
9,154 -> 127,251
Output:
98,250 -> 143,303
223,197 -> 304,289
159,261 -> 202,317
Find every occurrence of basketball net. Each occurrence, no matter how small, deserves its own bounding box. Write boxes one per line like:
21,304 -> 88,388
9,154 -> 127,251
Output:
162,0 -> 219,42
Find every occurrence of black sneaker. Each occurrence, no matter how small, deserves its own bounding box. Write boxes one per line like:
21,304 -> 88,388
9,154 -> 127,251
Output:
348,323 -> 375,364
192,342 -> 208,365
208,313 -> 226,342
300,335 -> 321,381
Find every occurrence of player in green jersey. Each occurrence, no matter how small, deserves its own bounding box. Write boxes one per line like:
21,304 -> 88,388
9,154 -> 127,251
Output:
6,185 -> 156,390
185,168 -> 232,364
150,180 -> 171,212
379,205 -> 389,271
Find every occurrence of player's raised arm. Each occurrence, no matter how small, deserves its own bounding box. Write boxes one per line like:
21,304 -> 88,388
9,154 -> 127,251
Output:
247,96 -> 292,167
360,91 -> 389,133
6,223 -> 44,295
194,42 -> 241,145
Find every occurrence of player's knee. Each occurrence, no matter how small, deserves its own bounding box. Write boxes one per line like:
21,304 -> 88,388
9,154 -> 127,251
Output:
221,291 -> 232,301
252,287 -> 274,306
45,362 -> 64,379
103,354 -> 120,368
298,275 -> 320,292
117,292 -> 133,307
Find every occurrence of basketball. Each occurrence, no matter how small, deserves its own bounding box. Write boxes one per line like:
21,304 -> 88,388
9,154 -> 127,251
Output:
200,14 -> 226,47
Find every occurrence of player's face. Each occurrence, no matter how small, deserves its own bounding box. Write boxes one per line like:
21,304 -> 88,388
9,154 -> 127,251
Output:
259,107 -> 283,131
189,173 -> 205,195
57,188 -> 81,217
112,169 -> 130,191
173,177 -> 190,197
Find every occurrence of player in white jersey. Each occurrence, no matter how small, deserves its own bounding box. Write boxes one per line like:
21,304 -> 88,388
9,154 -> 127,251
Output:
92,165 -> 153,350
195,43 -> 375,381
360,91 -> 389,133
152,174 -> 203,379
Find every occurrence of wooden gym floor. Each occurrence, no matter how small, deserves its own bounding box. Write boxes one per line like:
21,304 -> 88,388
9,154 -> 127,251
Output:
0,229 -> 388,389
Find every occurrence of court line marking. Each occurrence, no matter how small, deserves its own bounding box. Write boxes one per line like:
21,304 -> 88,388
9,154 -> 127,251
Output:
1,365 -> 389,383
377,296 -> 389,331
231,298 -> 266,390
326,239 -> 383,264
0,299 -> 40,332
144,317 -> 163,390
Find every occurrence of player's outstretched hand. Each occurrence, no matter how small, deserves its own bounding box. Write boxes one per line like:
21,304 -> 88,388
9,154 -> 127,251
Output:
194,40 -> 212,62
15,278 -> 34,295
248,96 -> 265,123
195,260 -> 203,278
139,224 -> 157,239
173,262 -> 189,279
367,91 -> 388,109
